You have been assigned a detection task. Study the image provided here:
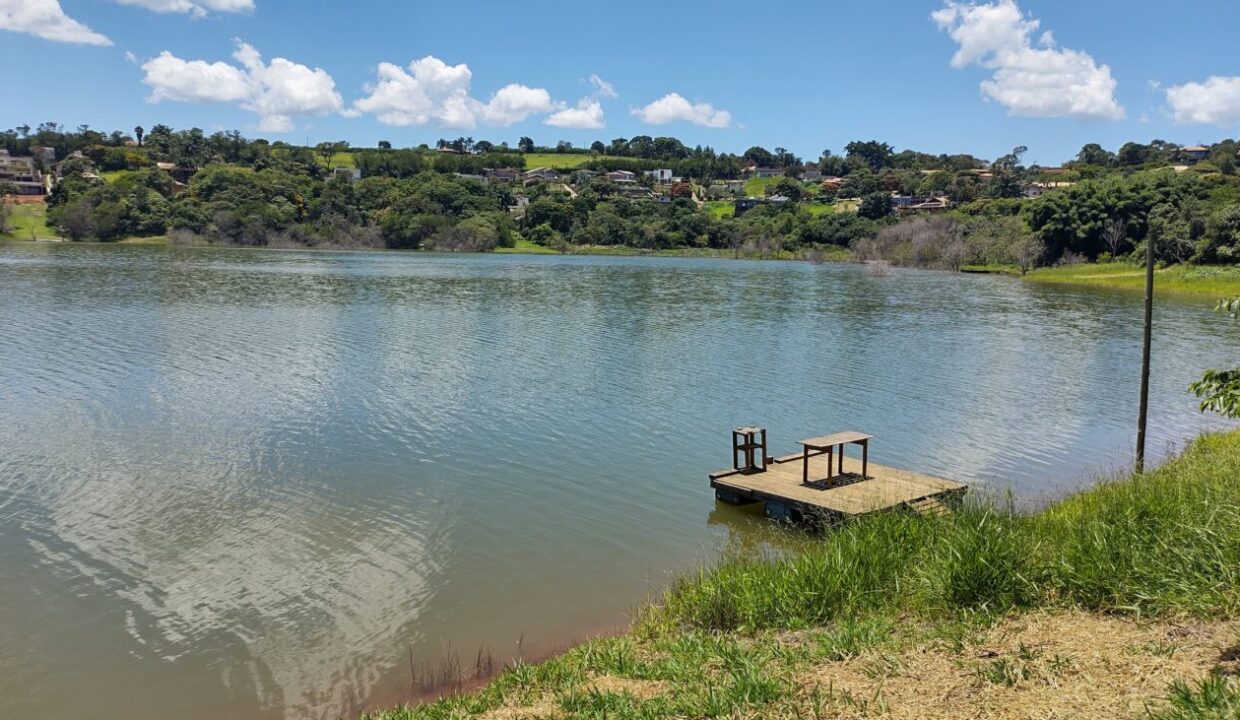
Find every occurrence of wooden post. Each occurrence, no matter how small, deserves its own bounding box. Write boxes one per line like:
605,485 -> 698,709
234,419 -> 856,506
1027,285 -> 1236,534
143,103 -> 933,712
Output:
862,439 -> 868,479
1136,231 -> 1155,473
802,445 -> 809,484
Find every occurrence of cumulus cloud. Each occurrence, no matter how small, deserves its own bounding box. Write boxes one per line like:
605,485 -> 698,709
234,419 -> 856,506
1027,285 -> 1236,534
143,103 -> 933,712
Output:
0,0 -> 112,45
545,99 -> 605,129
933,0 -> 1123,120
480,83 -> 556,126
1165,76 -> 1240,127
111,0 -> 253,17
631,92 -> 731,128
141,39 -> 344,132
589,73 -> 617,99
352,56 -> 558,129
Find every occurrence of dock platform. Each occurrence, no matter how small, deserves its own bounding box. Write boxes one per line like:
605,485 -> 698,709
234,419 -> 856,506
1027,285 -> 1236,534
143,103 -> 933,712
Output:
710,450 -> 966,523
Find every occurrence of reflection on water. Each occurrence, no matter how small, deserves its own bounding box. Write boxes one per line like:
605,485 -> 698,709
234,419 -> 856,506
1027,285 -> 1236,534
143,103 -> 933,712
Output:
0,243 -> 1235,719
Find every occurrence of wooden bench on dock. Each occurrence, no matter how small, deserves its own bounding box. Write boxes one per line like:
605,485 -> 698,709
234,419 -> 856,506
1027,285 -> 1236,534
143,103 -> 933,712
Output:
710,429 -> 966,524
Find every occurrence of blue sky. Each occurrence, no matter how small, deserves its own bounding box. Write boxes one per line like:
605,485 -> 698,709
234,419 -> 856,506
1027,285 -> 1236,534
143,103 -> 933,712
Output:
3,0 -> 1240,165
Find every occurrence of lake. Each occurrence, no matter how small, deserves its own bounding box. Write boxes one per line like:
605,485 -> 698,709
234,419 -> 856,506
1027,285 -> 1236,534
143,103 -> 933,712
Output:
1,243 -> 1236,719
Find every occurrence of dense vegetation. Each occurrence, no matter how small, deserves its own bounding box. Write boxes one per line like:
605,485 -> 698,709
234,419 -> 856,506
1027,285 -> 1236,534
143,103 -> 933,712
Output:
4,122 -> 1240,270
360,430 -> 1240,719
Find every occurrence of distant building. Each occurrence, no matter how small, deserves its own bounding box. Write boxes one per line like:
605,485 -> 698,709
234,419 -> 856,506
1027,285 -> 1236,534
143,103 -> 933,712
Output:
29,146 -> 56,165
801,163 -> 822,181
571,169 -> 597,184
606,170 -> 637,183
0,154 -> 46,195
749,166 -> 784,178
1182,145 -> 1210,163
333,167 -> 362,181
734,197 -> 762,214
613,184 -> 654,199
507,195 -> 530,215
484,168 -> 521,183
521,167 -> 560,183
891,195 -> 952,214
644,168 -> 674,184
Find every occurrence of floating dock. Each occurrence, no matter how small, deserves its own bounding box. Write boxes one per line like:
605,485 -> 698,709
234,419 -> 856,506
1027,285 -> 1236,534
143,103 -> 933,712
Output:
710,431 -> 966,523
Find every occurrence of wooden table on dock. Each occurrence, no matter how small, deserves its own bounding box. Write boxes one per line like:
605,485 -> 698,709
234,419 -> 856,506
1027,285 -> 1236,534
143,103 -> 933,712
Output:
800,431 -> 872,485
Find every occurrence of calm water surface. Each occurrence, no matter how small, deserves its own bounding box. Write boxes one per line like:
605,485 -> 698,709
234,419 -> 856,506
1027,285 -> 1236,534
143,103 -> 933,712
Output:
1,243 -> 1236,719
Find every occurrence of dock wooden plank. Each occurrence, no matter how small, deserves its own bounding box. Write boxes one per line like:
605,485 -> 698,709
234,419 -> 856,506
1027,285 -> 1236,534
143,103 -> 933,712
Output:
710,453 -> 964,517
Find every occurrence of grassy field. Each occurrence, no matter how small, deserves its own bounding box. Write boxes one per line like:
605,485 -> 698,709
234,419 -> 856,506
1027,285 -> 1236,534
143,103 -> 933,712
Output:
324,151 -> 356,169
493,238 -> 561,255
1,202 -> 53,239
803,202 -> 835,217
1027,262 -> 1240,299
742,176 -> 783,196
362,430 -> 1240,719
704,201 -> 734,219
522,153 -> 607,170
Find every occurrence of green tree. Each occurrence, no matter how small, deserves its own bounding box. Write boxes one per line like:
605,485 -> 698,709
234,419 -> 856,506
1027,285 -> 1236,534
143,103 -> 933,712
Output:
858,192 -> 893,219
517,136 -> 535,153
844,140 -> 894,171
1190,298 -> 1240,418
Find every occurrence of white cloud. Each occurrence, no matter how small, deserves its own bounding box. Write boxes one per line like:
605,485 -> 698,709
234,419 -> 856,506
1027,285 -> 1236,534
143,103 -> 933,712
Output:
141,39 -> 343,132
480,83 -> 556,126
0,0 -> 112,45
352,56 -> 558,129
631,92 -> 731,128
589,73 -> 617,99
545,99 -> 605,129
1165,76 -> 1240,127
111,0 -> 253,17
933,0 -> 1123,120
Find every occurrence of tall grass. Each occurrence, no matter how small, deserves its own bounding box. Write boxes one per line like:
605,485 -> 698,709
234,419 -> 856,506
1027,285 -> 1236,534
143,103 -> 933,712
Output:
646,431 -> 1240,633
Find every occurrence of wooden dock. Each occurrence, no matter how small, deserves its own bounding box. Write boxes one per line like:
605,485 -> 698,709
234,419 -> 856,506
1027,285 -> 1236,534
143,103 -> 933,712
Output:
710,448 -> 966,524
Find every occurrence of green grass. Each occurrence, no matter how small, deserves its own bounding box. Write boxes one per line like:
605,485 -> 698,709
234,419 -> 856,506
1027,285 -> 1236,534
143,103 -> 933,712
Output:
652,431 -> 1240,633
521,153 -> 626,170
743,176 -> 783,197
1,203 -> 52,239
704,201 -> 734,219
101,169 -> 133,184
360,430 -> 1240,720
803,202 -> 835,217
493,238 -> 562,255
1026,262 -> 1240,299
324,151 -> 355,169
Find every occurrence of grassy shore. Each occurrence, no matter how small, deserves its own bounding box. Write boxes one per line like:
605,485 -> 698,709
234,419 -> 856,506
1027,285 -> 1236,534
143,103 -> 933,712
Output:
1,203 -> 53,240
1026,262 -> 1240,299
362,430 -> 1240,719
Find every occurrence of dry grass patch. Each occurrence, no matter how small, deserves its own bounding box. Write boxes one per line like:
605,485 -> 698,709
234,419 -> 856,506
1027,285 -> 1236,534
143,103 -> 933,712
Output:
798,610 -> 1239,719
584,674 -> 669,699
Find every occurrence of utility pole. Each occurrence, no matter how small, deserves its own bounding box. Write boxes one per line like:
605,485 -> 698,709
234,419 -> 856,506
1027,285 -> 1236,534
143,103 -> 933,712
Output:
1136,232 -> 1155,472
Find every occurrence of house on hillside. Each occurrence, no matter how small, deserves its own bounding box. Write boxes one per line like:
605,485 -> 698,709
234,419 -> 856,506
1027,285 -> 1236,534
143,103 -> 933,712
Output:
484,167 -> 520,183
644,168 -> 674,185
734,197 -> 762,214
29,146 -> 56,165
613,184 -> 654,199
606,170 -> 637,183
521,167 -> 560,184
1022,181 -> 1075,198
820,176 -> 844,192
0,153 -> 45,195
749,166 -> 784,178
571,169 -> 597,185
802,163 -> 822,181
891,195 -> 952,214
507,195 -> 530,215
334,167 -> 362,181
1182,145 -> 1210,163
